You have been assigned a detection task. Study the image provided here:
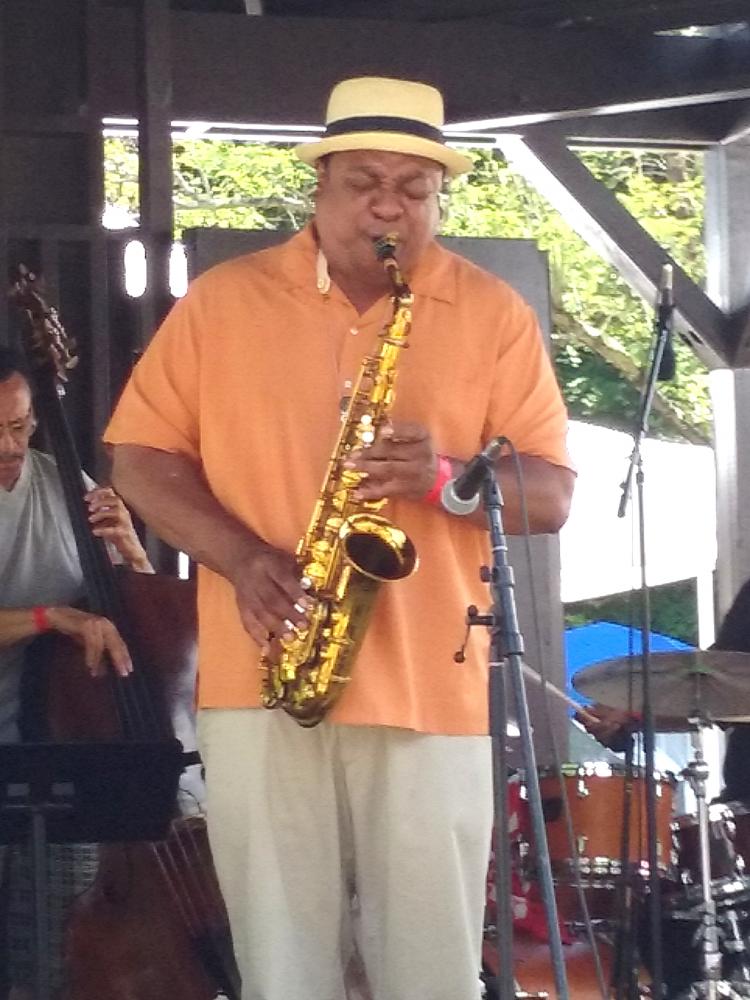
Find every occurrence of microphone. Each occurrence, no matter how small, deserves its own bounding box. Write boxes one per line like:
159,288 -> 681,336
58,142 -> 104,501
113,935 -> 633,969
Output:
440,437 -> 504,516
656,263 -> 675,382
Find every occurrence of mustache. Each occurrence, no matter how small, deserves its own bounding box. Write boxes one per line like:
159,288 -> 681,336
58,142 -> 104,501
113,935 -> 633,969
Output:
0,451 -> 24,463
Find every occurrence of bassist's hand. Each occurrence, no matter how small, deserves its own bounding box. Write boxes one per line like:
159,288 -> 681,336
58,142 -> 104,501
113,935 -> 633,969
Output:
85,486 -> 154,573
46,606 -> 133,678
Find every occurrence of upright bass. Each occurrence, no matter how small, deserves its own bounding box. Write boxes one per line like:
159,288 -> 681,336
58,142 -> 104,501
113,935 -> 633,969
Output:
9,267 -> 240,1000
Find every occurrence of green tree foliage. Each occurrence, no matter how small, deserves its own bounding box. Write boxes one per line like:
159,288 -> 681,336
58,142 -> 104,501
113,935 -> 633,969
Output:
173,141 -> 315,231
565,579 -> 699,645
443,148 -> 710,443
103,137 -> 711,442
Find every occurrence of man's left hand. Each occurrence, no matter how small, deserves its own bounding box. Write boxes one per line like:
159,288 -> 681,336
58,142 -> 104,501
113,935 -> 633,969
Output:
345,420 -> 437,501
85,486 -> 153,572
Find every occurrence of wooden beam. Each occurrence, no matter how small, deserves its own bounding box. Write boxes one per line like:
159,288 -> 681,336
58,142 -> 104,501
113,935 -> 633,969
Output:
0,0 -> 9,347
136,0 -> 174,344
85,0 -> 114,478
264,0 -> 750,32
135,0 -> 180,575
81,6 -> 750,132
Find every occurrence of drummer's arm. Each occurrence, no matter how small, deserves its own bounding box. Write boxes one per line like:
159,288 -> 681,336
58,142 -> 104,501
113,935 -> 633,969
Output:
575,703 -> 638,752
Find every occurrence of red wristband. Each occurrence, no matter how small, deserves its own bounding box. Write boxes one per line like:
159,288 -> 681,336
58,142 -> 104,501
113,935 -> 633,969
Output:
31,606 -> 52,633
423,455 -> 452,506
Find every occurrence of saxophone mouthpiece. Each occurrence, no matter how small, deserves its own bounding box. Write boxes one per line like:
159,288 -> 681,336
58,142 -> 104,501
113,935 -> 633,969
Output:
373,233 -> 399,261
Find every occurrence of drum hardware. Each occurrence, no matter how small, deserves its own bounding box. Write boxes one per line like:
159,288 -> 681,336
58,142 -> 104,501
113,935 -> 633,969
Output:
670,802 -> 750,918
535,763 -> 676,899
718,912 -> 750,994
671,879 -> 750,915
573,647 -> 750,999
672,718 -> 738,999
673,804 -> 741,887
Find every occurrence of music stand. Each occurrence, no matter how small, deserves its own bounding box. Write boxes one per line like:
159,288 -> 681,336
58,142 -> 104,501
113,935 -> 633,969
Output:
0,739 -> 184,1000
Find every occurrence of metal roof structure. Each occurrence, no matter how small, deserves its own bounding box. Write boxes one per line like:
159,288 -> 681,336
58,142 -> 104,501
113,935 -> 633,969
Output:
42,0 -> 743,369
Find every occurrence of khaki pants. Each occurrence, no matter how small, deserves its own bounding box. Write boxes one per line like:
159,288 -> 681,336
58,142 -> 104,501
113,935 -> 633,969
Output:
198,708 -> 493,1000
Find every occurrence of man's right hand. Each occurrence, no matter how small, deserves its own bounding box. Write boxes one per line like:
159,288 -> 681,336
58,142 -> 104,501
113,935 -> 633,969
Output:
109,446 -> 312,651
575,702 -> 637,750
230,544 -> 312,649
45,606 -> 133,678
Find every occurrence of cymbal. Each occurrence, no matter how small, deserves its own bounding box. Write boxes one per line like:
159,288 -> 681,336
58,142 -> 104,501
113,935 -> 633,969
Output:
572,650 -> 750,725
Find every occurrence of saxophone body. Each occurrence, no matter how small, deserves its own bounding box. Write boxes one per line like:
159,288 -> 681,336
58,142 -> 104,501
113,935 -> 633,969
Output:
260,234 -> 418,727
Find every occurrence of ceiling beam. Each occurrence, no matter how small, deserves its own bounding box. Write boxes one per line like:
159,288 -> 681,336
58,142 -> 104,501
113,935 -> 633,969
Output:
446,0 -> 750,31
496,133 -> 732,369
262,0 -> 750,32
512,104 -> 740,148
84,7 -> 750,134
442,27 -> 750,128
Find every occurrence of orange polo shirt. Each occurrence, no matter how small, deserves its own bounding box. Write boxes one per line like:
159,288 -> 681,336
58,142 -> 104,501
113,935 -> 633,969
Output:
104,225 -> 572,735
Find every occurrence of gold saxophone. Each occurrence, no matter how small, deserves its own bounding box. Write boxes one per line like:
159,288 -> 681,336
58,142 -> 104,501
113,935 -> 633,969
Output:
260,233 -> 419,726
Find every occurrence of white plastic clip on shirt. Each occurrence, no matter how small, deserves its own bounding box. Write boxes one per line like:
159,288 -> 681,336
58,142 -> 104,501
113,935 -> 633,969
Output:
316,249 -> 331,295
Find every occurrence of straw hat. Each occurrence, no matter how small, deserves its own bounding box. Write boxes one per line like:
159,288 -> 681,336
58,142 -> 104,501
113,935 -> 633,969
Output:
295,77 -> 473,177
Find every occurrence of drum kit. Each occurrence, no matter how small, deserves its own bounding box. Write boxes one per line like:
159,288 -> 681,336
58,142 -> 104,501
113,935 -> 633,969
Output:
573,648 -> 750,1000
484,649 -> 750,1000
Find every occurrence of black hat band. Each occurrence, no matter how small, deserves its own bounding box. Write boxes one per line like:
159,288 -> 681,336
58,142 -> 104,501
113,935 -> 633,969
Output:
324,115 -> 444,144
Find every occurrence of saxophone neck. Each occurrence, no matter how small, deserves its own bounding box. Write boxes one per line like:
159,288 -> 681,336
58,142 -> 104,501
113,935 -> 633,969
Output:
386,260 -> 412,304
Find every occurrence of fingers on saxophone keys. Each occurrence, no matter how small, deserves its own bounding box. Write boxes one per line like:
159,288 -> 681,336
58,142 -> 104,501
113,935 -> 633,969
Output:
282,610 -> 311,641
260,632 -> 274,658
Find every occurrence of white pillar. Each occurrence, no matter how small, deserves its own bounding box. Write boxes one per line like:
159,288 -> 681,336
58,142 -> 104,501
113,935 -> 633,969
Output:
705,138 -> 750,619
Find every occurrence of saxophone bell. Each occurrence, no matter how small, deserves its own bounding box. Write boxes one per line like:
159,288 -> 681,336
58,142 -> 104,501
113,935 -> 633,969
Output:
341,513 -> 417,583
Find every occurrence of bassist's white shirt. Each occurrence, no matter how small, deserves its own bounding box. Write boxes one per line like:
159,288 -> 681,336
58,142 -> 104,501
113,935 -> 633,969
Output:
0,449 -> 93,743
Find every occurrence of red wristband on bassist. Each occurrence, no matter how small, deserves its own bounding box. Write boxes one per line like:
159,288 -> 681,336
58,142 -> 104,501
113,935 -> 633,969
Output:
423,455 -> 452,506
31,606 -> 52,633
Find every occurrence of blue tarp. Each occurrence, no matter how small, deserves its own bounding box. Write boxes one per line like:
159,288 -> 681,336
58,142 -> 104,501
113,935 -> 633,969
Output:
565,620 -> 693,706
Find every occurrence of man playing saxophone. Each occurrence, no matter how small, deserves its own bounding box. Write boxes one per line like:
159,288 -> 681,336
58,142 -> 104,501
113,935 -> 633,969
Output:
104,76 -> 575,1000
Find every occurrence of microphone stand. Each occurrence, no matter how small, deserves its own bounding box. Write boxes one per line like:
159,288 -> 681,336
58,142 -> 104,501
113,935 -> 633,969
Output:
467,460 -> 569,1000
616,269 -> 674,1000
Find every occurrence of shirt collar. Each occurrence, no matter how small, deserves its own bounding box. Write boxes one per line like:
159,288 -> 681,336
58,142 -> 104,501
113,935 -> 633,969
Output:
407,239 -> 456,305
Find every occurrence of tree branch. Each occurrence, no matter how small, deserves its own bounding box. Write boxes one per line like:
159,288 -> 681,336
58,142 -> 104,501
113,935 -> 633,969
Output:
553,307 -> 711,445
